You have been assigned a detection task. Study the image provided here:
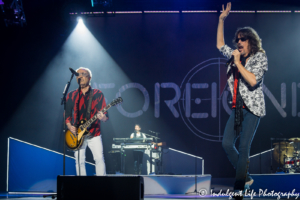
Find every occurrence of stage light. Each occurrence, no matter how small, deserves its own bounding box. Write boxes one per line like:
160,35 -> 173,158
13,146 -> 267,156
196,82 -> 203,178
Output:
115,11 -> 142,14
257,10 -> 291,13
75,17 -> 86,33
229,11 -> 255,13
77,17 -> 83,23
144,11 -> 180,13
182,10 -> 217,13
220,10 -> 255,13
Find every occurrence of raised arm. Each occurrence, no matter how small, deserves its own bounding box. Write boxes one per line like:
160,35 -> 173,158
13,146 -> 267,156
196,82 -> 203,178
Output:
217,2 -> 231,49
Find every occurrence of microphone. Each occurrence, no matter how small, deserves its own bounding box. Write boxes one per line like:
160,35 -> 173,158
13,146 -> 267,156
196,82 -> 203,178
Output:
149,130 -> 160,134
226,56 -> 234,66
69,68 -> 79,76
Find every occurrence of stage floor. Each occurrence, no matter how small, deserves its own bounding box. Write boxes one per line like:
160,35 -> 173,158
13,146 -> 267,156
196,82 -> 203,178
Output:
0,197 -> 283,199
0,193 -> 285,199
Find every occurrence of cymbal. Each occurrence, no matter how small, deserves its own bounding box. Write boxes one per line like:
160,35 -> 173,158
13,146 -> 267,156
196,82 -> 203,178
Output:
273,142 -> 290,146
289,138 -> 300,143
273,142 -> 295,165
283,153 -> 295,157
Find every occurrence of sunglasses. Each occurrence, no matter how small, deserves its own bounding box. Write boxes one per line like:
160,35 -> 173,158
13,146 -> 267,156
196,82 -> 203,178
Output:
77,72 -> 89,77
235,37 -> 247,43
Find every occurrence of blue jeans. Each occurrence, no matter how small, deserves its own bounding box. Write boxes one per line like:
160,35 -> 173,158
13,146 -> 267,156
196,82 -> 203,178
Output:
222,108 -> 260,190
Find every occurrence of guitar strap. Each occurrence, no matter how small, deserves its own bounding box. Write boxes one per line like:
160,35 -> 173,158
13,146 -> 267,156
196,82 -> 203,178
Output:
86,88 -> 94,120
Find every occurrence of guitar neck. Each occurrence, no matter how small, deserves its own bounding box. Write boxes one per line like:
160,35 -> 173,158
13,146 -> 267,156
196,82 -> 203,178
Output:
81,104 -> 111,129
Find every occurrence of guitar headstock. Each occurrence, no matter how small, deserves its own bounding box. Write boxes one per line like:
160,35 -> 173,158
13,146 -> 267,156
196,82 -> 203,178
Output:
111,97 -> 123,106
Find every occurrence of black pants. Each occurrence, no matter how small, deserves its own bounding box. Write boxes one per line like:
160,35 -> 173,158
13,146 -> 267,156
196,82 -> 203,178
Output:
133,151 -> 144,173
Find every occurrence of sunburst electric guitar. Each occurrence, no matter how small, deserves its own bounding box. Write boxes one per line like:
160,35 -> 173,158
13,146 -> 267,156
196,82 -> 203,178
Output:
65,97 -> 123,150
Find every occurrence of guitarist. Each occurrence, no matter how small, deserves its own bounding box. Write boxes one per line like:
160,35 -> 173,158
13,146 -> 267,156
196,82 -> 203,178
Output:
65,67 -> 108,176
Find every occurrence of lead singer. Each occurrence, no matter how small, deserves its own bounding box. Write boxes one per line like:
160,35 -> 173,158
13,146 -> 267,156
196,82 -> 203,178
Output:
217,2 -> 268,196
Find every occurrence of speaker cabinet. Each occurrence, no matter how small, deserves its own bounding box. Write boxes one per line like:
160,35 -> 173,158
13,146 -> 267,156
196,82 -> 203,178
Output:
57,175 -> 144,200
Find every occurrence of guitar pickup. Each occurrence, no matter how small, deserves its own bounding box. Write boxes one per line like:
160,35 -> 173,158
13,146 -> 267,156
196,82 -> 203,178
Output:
70,134 -> 75,141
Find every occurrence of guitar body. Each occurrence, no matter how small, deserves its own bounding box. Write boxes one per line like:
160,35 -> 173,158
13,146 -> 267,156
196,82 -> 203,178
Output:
65,119 -> 90,151
64,97 -> 123,151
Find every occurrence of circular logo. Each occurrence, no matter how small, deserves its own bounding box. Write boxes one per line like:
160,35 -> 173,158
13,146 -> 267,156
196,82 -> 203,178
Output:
198,189 -> 207,197
178,58 -> 231,142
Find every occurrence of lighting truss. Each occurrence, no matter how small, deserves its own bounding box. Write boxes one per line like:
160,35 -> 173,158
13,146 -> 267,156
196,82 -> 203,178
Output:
0,0 -> 26,27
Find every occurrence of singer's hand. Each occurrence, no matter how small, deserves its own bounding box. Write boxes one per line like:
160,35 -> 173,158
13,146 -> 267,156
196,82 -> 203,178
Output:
219,2 -> 231,21
232,49 -> 241,66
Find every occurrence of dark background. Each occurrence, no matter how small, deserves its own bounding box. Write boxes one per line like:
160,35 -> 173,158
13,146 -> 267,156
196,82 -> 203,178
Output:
1,0 -> 300,193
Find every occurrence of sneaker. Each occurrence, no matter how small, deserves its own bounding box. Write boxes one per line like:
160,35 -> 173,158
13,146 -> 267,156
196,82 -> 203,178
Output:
244,179 -> 254,189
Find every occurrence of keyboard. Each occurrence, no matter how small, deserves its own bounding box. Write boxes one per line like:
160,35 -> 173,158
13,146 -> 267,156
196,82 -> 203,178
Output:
113,138 -> 153,143
112,143 -> 154,149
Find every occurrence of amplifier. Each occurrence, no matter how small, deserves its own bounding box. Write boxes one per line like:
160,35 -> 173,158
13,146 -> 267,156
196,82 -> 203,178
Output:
57,175 -> 144,200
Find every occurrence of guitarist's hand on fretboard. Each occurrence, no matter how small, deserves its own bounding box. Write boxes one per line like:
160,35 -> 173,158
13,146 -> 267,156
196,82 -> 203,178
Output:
97,111 -> 108,122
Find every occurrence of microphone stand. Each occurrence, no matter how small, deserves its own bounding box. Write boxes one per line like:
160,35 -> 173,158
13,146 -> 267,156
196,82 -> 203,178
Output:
62,74 -> 77,175
186,146 -> 199,195
77,80 -> 81,176
149,130 -> 160,143
43,72 -> 76,199
143,133 -> 160,142
270,138 -> 273,173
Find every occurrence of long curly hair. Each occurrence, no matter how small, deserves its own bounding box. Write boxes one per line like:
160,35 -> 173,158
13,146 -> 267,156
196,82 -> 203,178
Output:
233,27 -> 265,55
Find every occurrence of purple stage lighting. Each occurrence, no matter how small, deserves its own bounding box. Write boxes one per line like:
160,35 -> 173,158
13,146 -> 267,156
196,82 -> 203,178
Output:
182,10 -> 217,13
144,11 -> 180,13
257,10 -> 291,13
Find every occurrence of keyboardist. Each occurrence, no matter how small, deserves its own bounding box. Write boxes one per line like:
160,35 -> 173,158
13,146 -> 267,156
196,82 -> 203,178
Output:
130,124 -> 146,174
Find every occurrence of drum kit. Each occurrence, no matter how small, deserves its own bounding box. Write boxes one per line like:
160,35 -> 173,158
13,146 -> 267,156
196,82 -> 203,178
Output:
273,138 -> 300,173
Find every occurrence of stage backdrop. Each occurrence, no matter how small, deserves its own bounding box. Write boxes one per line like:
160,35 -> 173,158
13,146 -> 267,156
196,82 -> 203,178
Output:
1,12 -> 300,192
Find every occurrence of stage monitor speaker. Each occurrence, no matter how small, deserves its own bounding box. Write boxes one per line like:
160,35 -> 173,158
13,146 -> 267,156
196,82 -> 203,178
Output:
57,175 -> 144,200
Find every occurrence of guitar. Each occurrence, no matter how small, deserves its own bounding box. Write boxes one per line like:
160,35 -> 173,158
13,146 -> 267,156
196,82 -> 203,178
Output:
65,97 -> 123,150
